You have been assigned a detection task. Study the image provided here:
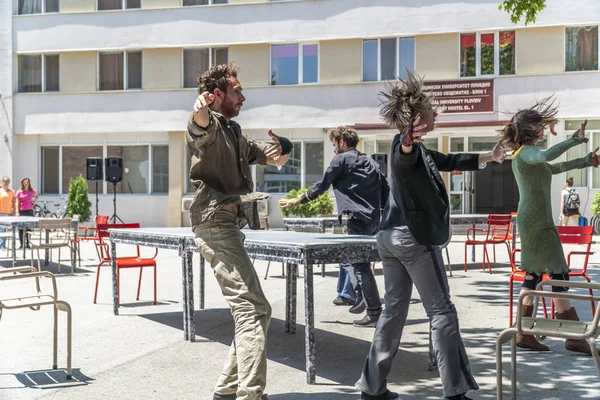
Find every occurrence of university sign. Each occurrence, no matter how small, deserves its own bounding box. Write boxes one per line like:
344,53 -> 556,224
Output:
424,79 -> 494,114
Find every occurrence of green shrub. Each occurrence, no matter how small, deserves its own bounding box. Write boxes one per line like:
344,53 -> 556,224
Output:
592,192 -> 600,216
280,188 -> 334,218
67,175 -> 92,222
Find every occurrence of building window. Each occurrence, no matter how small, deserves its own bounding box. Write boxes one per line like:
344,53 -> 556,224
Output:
270,44 -> 319,86
565,26 -> 599,72
18,54 -> 59,93
450,137 -> 464,152
97,0 -> 141,10
362,37 -> 415,82
183,0 -> 228,5
460,31 -> 515,77
152,145 -> 169,194
183,47 -> 229,88
41,145 -> 168,195
304,142 -> 324,187
17,0 -> 58,14
256,142 -> 301,193
99,51 -> 142,91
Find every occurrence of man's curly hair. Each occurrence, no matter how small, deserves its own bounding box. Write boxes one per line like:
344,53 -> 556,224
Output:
379,70 -> 436,130
329,126 -> 360,148
197,62 -> 239,95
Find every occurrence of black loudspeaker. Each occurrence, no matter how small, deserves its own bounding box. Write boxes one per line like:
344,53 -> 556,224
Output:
105,157 -> 123,183
372,153 -> 388,177
86,157 -> 104,181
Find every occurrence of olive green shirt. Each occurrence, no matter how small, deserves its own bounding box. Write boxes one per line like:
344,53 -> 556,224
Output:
186,109 -> 271,228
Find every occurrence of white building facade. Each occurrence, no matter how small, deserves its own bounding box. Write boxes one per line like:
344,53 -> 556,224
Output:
1,0 -> 600,227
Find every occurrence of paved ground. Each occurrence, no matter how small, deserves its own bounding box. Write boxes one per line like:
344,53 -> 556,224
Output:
0,232 -> 599,400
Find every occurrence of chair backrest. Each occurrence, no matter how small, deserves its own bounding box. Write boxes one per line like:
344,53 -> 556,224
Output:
510,248 -> 521,272
556,225 -> 593,272
96,215 -> 109,226
487,214 -> 512,240
96,223 -> 141,240
39,218 -> 71,231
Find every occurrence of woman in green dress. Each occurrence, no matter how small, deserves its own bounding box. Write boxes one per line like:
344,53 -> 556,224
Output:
499,98 -> 599,355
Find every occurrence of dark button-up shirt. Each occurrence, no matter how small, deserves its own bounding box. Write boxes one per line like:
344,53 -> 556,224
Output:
300,149 -> 389,223
186,109 -> 271,228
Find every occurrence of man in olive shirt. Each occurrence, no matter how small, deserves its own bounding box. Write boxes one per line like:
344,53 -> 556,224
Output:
187,63 -> 291,400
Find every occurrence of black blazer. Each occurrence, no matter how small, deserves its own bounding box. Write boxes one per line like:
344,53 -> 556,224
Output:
380,133 -> 482,246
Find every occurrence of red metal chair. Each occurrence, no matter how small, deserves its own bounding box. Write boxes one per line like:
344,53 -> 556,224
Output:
70,215 -> 109,267
464,214 -> 512,273
553,225 -> 596,317
509,248 -> 549,326
93,223 -> 158,305
491,211 -> 518,262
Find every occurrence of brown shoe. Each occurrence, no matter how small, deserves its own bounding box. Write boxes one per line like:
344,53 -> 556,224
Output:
515,304 -> 550,351
555,307 -> 596,356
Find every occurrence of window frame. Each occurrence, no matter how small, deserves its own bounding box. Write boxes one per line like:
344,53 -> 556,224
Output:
269,42 -> 320,86
564,25 -> 600,73
181,47 -> 230,89
40,143 -> 168,195
96,0 -> 142,10
458,31 -> 517,78
97,50 -> 143,91
361,36 -> 416,82
18,53 -> 60,93
181,0 -> 228,6
16,0 -> 60,14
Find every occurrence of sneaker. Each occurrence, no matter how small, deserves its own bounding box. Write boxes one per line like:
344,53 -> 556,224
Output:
213,393 -> 236,400
353,314 -> 379,327
349,297 -> 366,314
361,389 -> 400,399
332,296 -> 355,306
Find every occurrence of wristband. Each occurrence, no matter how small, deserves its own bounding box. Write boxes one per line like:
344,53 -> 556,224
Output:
278,136 -> 293,155
400,124 -> 414,147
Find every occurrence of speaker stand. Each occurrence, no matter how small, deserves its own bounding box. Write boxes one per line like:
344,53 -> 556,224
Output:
95,180 -> 100,218
109,182 -> 124,224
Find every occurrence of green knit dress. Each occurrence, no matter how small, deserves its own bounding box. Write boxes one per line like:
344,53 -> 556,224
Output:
512,134 -> 592,274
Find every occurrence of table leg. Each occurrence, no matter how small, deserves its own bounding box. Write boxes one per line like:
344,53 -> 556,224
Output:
321,224 -> 326,278
185,251 -> 195,342
71,222 -> 78,274
45,230 -> 50,266
21,225 -> 26,259
181,251 -> 189,341
12,226 -> 17,268
285,262 -> 291,332
291,263 -> 297,333
199,254 -> 205,310
304,261 -> 315,384
111,240 -> 119,316
471,223 -> 476,263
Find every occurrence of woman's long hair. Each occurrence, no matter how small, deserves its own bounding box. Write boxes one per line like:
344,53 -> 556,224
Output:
20,177 -> 34,192
498,96 -> 559,150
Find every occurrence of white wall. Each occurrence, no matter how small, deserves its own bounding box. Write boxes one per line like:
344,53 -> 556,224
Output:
13,72 -> 600,134
12,0 -> 600,53
0,0 -> 13,181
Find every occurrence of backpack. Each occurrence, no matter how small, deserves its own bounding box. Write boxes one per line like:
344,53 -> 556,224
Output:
566,188 -> 580,210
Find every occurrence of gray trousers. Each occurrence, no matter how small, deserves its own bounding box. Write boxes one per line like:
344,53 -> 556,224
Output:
357,227 -> 478,398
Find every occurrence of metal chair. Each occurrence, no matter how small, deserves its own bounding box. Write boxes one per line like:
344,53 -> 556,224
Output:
496,280 -> 600,399
28,219 -> 73,273
0,267 -> 73,379
508,248 -> 549,326
93,223 -> 158,305
463,214 -> 512,273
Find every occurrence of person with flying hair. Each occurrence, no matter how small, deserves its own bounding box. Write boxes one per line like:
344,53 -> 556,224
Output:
356,70 -> 506,400
497,98 -> 599,354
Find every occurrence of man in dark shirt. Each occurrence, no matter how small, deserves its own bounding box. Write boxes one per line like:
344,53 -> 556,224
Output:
188,62 -> 292,400
280,126 -> 389,327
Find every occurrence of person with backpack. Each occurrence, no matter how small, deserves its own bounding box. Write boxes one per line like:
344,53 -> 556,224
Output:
561,177 -> 581,226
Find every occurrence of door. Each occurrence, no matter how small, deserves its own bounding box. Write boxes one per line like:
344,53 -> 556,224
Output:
474,159 -> 519,214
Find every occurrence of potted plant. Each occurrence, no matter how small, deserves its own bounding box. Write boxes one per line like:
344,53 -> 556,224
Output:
280,188 -> 334,218
590,191 -> 600,234
67,175 -> 92,223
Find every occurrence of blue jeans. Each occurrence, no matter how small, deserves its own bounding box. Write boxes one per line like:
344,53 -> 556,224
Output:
337,265 -> 357,301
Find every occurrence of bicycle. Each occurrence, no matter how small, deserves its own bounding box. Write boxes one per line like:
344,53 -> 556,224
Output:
34,197 -> 67,218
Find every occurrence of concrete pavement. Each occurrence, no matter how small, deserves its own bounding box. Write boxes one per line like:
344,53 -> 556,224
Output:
0,234 -> 599,400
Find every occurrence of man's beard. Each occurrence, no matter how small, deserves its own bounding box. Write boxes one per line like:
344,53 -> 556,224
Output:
220,98 -> 240,119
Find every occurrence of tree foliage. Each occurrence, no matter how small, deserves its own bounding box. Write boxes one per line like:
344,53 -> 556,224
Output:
67,175 -> 92,222
280,188 -> 334,218
499,0 -> 547,25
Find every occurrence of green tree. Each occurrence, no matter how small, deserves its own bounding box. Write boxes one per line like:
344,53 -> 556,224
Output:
280,188 -> 334,218
499,0 -> 547,25
67,175 -> 92,222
